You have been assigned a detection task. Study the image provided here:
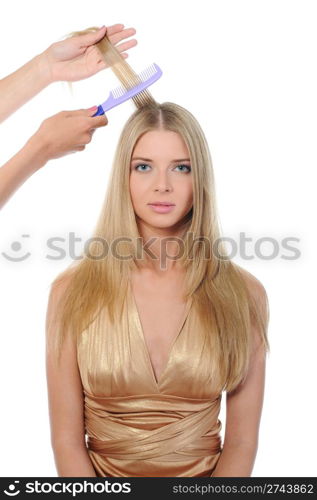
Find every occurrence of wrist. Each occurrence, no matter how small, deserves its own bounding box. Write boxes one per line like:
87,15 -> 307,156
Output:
24,134 -> 50,172
33,50 -> 55,87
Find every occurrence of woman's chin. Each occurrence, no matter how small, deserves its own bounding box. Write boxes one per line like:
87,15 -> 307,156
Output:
139,215 -> 182,230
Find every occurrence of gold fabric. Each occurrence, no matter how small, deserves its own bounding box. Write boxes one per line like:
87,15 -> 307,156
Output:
77,280 -> 223,477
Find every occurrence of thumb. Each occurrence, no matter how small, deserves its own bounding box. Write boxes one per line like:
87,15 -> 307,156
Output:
86,106 -> 100,116
66,107 -> 98,116
78,26 -> 107,47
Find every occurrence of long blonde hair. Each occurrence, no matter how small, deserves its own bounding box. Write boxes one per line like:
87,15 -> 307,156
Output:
47,28 -> 270,394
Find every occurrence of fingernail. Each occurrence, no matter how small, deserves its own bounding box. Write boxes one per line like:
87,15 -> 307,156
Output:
88,106 -> 98,111
99,25 -> 106,29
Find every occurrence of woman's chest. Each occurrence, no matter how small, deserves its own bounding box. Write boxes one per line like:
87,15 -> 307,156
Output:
77,277 -> 215,398
130,278 -> 191,385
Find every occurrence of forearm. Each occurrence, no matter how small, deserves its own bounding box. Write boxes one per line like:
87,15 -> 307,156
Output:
0,135 -> 48,209
52,443 -> 97,477
211,443 -> 258,477
0,52 -> 51,123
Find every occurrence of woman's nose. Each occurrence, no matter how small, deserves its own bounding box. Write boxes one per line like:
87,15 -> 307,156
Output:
153,170 -> 172,191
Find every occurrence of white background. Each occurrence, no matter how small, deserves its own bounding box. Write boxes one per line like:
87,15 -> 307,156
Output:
0,0 -> 316,477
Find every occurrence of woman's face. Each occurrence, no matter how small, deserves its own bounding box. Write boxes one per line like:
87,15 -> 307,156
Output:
129,129 -> 193,232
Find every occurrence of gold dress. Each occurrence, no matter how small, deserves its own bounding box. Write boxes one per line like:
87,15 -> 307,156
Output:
77,281 -> 223,477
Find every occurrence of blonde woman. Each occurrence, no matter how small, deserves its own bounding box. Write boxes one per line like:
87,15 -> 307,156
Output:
46,101 -> 270,478
0,24 -> 136,208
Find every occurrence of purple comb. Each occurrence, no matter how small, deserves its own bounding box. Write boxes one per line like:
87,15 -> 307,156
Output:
92,63 -> 163,116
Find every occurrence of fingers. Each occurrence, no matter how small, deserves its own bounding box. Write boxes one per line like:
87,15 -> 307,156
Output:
83,107 -> 108,126
89,114 -> 108,127
115,39 -> 138,54
61,108 -> 108,125
77,114 -> 107,148
64,109 -> 108,153
108,27 -> 137,46
105,23 -> 125,36
59,109 -> 90,116
78,26 -> 107,47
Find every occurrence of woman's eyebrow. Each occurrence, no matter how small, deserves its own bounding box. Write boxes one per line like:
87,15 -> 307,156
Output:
131,157 -> 191,162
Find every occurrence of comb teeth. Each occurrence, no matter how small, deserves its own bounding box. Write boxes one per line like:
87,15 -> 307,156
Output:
111,63 -> 158,99
94,62 -> 163,114
139,63 -> 157,81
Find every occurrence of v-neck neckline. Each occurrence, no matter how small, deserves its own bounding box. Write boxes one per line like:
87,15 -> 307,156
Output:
128,279 -> 193,389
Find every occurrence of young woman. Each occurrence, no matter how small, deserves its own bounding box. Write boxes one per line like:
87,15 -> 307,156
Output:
45,101 -> 270,478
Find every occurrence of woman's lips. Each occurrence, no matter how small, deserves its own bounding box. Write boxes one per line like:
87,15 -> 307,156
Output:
148,203 -> 175,214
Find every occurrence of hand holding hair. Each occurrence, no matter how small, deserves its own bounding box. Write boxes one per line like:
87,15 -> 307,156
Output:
43,24 -> 137,83
0,23 -> 137,123
0,107 -> 107,210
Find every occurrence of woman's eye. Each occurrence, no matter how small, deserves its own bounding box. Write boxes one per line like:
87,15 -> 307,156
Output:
135,164 -> 151,172
175,164 -> 191,173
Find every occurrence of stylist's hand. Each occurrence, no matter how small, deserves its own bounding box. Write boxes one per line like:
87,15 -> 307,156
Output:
31,107 -> 108,162
0,107 -> 107,209
42,24 -> 137,83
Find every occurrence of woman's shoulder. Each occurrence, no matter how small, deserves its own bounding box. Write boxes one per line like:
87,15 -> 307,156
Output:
49,267 -> 76,300
233,263 -> 268,304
